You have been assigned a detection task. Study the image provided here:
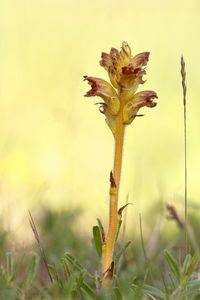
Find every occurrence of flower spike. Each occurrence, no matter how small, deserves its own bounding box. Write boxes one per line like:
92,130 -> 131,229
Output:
84,42 -> 157,133
84,42 -> 157,284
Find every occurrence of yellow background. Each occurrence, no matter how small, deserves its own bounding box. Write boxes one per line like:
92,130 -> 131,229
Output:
0,0 -> 199,237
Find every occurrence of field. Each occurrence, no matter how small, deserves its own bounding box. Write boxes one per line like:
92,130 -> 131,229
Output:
0,1 -> 200,299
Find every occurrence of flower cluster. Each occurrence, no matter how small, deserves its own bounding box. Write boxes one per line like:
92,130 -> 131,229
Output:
84,42 -> 157,136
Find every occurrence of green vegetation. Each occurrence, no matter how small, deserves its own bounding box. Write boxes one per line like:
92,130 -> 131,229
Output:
0,206 -> 200,299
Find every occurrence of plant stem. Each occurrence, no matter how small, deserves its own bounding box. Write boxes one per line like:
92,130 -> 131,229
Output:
181,56 -> 188,253
102,96 -> 125,283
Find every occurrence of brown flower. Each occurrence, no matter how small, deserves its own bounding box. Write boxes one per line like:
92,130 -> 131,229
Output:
84,76 -> 120,116
123,90 -> 158,124
100,42 -> 149,94
84,42 -> 157,134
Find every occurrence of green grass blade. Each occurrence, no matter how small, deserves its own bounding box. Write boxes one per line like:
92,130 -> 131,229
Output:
6,252 -> 14,280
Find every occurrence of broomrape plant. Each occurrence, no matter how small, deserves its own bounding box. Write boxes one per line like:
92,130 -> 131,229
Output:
84,42 -> 158,285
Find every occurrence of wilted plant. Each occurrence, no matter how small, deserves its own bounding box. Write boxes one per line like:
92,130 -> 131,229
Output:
84,42 -> 158,285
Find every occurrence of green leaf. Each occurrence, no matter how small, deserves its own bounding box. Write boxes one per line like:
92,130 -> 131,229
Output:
115,220 -> 122,242
97,218 -> 105,243
184,253 -> 199,278
114,241 -> 131,269
92,226 -> 102,257
81,282 -> 96,298
36,287 -> 53,300
24,254 -> 40,291
180,253 -> 199,288
6,252 -> 14,280
60,257 -> 71,281
164,251 -> 180,283
48,263 -> 63,288
64,253 -> 84,272
142,284 -> 166,299
187,279 -> 200,289
113,286 -> 123,300
182,254 -> 191,276
76,270 -> 85,291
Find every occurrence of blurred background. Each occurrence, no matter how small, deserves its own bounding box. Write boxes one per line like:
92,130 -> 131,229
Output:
0,0 -> 199,255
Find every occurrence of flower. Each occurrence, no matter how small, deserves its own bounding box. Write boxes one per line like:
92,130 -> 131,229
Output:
100,42 -> 149,94
123,91 -> 157,124
84,76 -> 120,116
84,42 -> 157,135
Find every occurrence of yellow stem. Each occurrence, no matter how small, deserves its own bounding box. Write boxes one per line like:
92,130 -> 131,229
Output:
102,95 -> 125,284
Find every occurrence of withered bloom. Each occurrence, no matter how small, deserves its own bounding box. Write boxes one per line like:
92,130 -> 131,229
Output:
84,42 -> 157,135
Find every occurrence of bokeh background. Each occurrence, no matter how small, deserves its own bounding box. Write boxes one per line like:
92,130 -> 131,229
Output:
0,0 -> 199,245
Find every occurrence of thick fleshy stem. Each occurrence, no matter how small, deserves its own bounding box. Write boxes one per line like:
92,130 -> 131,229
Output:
102,95 -> 125,285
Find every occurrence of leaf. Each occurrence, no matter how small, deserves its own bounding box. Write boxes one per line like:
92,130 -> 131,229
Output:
64,253 -> 84,272
76,270 -> 85,291
180,253 -> 199,288
48,263 -> 63,288
115,220 -> 122,242
37,287 -> 53,300
63,253 -> 94,279
187,279 -> 200,289
6,252 -> 14,280
113,286 -> 123,300
81,282 -> 96,298
60,257 -> 70,281
142,284 -> 166,299
93,226 -> 102,257
184,253 -> 199,278
114,241 -> 131,269
118,203 -> 132,219
182,254 -> 191,276
97,218 -> 105,243
24,254 -> 40,291
164,251 -> 180,283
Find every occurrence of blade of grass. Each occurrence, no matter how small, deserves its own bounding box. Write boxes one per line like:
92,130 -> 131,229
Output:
139,213 -> 148,263
28,210 -> 53,283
